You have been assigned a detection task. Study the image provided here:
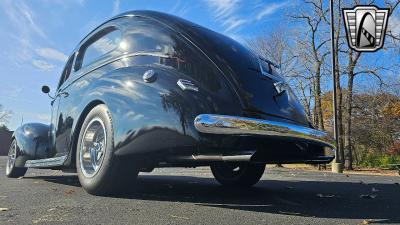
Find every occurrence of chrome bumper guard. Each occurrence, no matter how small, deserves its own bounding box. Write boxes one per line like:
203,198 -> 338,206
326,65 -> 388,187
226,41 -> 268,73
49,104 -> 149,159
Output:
194,114 -> 336,150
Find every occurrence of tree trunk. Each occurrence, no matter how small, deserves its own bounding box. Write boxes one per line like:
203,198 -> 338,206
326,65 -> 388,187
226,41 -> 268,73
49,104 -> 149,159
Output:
313,98 -> 319,127
353,141 -> 359,165
313,78 -> 319,128
331,0 -> 345,164
334,36 -> 344,163
315,64 -> 324,131
336,71 -> 345,163
345,73 -> 354,170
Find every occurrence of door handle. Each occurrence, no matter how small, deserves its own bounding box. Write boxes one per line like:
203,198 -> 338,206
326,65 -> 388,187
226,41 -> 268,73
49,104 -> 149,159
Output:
57,91 -> 69,98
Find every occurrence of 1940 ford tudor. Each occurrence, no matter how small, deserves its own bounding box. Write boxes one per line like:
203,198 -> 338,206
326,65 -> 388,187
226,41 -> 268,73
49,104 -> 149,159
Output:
6,10 -> 335,195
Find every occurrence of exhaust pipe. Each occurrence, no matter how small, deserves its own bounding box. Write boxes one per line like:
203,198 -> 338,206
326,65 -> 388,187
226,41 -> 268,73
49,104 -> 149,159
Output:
166,151 -> 256,163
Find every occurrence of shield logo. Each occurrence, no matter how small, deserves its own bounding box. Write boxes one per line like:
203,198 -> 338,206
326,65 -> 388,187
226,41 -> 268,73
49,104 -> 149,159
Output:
343,5 -> 390,52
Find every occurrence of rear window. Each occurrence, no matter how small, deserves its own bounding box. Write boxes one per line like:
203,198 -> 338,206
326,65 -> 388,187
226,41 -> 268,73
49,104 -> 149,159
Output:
184,25 -> 260,74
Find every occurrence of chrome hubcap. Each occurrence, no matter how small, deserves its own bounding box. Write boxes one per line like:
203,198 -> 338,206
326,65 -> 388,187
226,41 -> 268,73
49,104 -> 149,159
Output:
6,140 -> 16,174
79,118 -> 107,178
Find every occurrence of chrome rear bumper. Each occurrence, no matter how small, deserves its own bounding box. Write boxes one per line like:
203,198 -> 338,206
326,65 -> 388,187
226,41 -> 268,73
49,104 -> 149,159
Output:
194,114 -> 336,150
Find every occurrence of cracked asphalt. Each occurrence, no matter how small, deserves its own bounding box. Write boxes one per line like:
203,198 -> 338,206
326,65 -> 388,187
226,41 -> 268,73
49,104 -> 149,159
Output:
0,156 -> 399,225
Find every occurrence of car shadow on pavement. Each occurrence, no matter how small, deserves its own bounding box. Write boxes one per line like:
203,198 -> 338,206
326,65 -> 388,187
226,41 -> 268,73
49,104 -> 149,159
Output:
26,174 -> 400,224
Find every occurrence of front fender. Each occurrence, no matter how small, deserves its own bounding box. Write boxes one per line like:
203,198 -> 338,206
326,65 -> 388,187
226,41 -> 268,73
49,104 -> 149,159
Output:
12,123 -> 50,167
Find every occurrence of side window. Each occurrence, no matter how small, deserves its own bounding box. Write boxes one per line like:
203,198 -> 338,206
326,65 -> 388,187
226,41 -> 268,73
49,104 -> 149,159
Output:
160,39 -> 222,91
57,54 -> 75,89
122,17 -> 222,91
75,27 -> 121,70
121,18 -> 175,55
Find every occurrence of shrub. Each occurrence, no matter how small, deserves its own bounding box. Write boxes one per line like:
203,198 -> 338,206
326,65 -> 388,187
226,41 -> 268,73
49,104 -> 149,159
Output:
387,142 -> 400,156
357,152 -> 400,168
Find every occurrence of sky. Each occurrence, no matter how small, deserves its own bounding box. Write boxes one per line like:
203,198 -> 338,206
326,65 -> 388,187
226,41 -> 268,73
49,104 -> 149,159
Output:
0,0 -> 399,130
0,0 -> 295,130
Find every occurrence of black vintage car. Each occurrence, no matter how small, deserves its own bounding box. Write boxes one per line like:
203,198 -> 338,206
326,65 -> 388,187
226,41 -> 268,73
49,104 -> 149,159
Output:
6,10 -> 335,195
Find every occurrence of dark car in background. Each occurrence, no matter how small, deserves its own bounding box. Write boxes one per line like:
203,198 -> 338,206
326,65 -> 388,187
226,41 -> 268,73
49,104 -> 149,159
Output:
6,10 -> 335,195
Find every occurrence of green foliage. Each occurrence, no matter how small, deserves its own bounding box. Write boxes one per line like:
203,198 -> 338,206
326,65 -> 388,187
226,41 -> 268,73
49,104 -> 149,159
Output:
351,93 -> 400,168
356,152 -> 400,168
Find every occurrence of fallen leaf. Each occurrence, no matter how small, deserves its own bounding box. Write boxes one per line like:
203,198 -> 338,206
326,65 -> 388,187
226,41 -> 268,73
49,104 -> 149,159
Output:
316,193 -> 335,198
360,194 -> 376,199
64,189 -> 74,195
346,174 -> 350,177
17,177 -> 23,179
0,208 -> 9,212
47,208 -> 56,212
360,219 -> 370,224
33,181 -> 39,184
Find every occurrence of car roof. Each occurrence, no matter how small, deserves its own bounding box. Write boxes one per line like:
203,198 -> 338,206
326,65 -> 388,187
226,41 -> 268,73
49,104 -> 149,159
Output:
77,10 -> 191,47
73,9 -> 228,60
73,10 -> 263,72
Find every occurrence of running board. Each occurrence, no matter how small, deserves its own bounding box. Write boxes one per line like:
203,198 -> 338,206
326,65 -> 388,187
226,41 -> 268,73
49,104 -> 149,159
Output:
25,156 -> 67,168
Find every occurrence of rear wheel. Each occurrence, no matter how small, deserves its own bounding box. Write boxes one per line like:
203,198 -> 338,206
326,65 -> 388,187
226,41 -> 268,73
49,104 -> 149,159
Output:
76,104 -> 139,195
6,139 -> 27,178
210,162 -> 265,187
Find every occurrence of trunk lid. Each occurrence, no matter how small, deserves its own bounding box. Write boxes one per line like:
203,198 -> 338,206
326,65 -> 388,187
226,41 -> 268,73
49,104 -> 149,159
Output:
181,25 -> 309,126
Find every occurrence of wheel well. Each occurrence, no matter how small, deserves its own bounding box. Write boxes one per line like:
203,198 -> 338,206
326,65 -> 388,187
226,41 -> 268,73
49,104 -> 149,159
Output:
68,100 -> 105,168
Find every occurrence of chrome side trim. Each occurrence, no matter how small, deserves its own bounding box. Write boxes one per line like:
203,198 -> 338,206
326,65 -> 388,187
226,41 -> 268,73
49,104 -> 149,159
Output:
177,79 -> 199,92
167,151 -> 255,163
258,57 -> 283,81
194,114 -> 336,149
25,155 -> 67,168
273,81 -> 288,96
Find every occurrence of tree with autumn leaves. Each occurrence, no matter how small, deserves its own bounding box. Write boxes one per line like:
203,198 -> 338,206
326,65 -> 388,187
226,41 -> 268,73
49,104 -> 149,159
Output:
321,91 -> 400,167
248,0 -> 400,169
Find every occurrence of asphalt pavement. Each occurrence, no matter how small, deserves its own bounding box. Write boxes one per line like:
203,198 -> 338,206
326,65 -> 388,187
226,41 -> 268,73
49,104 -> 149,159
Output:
0,156 -> 399,225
